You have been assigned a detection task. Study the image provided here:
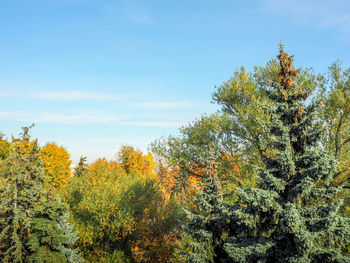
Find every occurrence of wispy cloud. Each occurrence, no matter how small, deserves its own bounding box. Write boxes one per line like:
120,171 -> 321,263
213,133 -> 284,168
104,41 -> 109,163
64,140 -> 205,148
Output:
0,111 -> 122,125
130,101 -> 208,109
262,0 -> 350,39
33,91 -> 130,101
0,111 -> 187,128
0,90 -> 131,101
121,121 -> 183,128
0,90 -> 214,111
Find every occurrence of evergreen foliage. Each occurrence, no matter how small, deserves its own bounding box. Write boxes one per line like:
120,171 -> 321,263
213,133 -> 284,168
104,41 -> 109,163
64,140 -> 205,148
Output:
184,161 -> 232,262
74,156 -> 87,177
186,47 -> 350,262
221,46 -> 350,262
0,127 -> 83,263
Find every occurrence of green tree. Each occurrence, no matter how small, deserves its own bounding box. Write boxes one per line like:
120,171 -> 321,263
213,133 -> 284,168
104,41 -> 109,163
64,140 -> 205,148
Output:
219,47 -> 350,262
319,62 -> 350,216
183,161 -> 232,262
151,59 -> 319,200
0,127 -> 83,263
63,158 -> 130,262
119,179 -> 183,263
63,156 -> 183,263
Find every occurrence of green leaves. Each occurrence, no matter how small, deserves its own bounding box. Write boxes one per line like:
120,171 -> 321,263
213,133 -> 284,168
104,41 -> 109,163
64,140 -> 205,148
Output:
0,128 -> 83,263
63,156 -> 183,263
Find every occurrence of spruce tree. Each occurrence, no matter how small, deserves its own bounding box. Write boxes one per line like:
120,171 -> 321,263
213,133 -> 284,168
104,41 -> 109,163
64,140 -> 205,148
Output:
184,161 -> 232,262
221,46 -> 350,262
0,127 -> 83,263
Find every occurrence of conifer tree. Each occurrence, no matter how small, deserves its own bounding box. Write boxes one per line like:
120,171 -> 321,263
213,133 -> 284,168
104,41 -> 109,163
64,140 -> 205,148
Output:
74,156 -> 87,177
184,161 -> 232,262
221,46 -> 350,262
0,127 -> 83,263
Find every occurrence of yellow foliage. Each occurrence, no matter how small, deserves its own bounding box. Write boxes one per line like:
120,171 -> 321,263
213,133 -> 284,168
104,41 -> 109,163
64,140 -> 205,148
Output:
118,145 -> 156,178
11,134 -> 36,156
218,152 -> 242,181
88,157 -> 119,177
63,155 -> 182,262
40,142 -> 72,190
0,134 -> 11,160
155,162 -> 179,200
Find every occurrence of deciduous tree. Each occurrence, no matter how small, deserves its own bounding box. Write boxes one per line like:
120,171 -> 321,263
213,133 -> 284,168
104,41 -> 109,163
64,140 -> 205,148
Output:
319,62 -> 350,216
40,142 -> 72,190
118,145 -> 156,178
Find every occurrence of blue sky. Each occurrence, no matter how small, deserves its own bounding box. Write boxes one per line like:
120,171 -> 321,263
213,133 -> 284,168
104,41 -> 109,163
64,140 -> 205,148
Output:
1,0 -> 349,164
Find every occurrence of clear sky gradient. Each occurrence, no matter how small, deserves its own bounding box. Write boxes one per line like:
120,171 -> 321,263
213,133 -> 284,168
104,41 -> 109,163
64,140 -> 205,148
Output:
1,0 -> 349,164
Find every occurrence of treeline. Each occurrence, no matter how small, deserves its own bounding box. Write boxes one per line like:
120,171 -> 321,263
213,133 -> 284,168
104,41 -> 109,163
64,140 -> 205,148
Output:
0,138 -> 184,262
1,46 -> 350,262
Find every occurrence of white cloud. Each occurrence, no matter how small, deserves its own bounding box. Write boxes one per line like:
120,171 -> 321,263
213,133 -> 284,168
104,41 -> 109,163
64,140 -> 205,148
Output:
0,111 -> 187,128
0,111 -> 122,125
121,121 -> 184,128
34,91 -> 104,100
0,89 -> 216,112
0,90 -> 132,101
34,91 -> 130,101
130,101 -> 207,109
262,0 -> 350,39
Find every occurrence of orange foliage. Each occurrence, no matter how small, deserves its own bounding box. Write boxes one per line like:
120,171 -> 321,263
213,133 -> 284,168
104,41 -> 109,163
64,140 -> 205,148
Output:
218,152 -> 242,182
296,107 -> 305,120
276,47 -> 300,98
156,162 -> 179,200
155,152 -> 243,202
130,223 -> 179,263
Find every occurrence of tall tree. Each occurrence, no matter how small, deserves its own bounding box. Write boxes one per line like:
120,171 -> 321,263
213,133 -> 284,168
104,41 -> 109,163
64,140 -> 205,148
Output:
319,62 -> 350,215
0,127 -> 83,263
40,142 -> 72,190
220,46 -> 350,262
151,59 -> 319,199
118,145 -> 156,177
